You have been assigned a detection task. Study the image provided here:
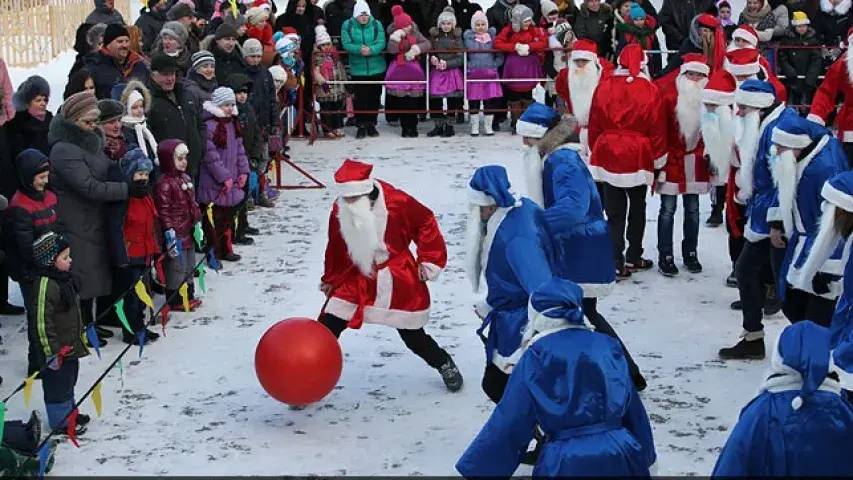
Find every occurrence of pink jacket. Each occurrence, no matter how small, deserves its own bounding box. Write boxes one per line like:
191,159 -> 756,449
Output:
0,59 -> 14,126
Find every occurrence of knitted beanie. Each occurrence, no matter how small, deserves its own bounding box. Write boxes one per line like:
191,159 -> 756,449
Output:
102,23 -> 129,46
242,38 -> 263,57
437,6 -> 456,28
215,23 -> 239,40
211,87 -> 236,107
471,10 -> 488,28
315,25 -> 332,45
32,232 -> 70,269
167,1 -> 194,20
392,5 -> 413,29
160,20 -> 189,45
191,50 -> 216,70
62,91 -> 100,123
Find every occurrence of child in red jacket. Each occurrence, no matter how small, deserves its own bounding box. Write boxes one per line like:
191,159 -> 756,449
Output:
154,139 -> 204,313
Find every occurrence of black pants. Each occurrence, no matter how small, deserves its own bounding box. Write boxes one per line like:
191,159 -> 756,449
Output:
320,313 -> 449,369
0,264 -> 9,305
482,363 -> 509,404
236,182 -> 251,238
350,73 -> 384,126
116,266 -> 147,333
711,185 -> 726,215
582,298 -> 641,378
602,184 -> 647,267
318,99 -> 345,131
469,98 -> 502,114
394,96 -> 420,130
42,359 -> 79,429
736,239 -> 786,333
80,295 -> 118,327
726,203 -> 747,266
782,287 -> 837,327
504,89 -> 533,102
428,97 -> 463,120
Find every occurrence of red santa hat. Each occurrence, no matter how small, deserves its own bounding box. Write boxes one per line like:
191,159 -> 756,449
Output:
334,159 -> 375,197
570,38 -> 598,63
732,25 -> 758,48
724,48 -> 760,77
618,44 -> 647,83
680,53 -> 710,76
701,69 -> 737,105
696,13 -> 720,29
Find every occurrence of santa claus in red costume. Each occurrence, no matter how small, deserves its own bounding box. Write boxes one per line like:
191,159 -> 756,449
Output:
553,39 -> 614,161
588,43 -> 667,277
724,47 -> 787,103
319,159 -> 463,392
808,26 -> 853,164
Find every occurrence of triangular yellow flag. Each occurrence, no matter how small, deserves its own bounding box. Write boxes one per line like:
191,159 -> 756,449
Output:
92,382 -> 103,417
23,372 -> 38,408
178,283 -> 190,312
234,215 -> 239,232
134,280 -> 154,310
206,203 -> 214,226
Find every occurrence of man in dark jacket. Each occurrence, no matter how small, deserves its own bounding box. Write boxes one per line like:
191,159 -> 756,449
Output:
85,24 -> 150,99
211,24 -> 248,86
324,0 -> 355,40
135,0 -> 169,55
168,2 -> 202,55
84,0 -> 125,25
242,39 -> 279,143
487,0 -> 517,33
658,0 -> 715,62
451,0 -> 483,31
573,0 -> 615,60
146,55 -> 206,181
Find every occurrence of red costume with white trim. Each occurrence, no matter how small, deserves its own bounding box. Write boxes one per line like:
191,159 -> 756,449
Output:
724,47 -> 787,103
658,54 -> 712,195
809,28 -> 853,143
588,44 -> 667,187
321,160 -> 448,330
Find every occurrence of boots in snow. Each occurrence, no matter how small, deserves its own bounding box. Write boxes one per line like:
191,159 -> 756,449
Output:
188,284 -> 203,310
356,126 -> 368,139
730,300 -> 742,310
427,119 -> 445,137
470,113 -> 480,136
658,255 -> 678,276
483,115 -> 495,136
245,226 -> 260,235
123,328 -> 160,345
366,124 -> 379,137
726,270 -> 738,288
626,258 -> 653,272
438,357 -> 463,392
441,124 -> 455,137
719,330 -> 765,359
706,206 -> 723,227
508,100 -> 524,134
220,230 -> 241,262
763,284 -> 782,316
684,252 -> 703,273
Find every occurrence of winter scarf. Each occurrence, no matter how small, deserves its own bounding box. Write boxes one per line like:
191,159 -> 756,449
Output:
28,106 -> 46,122
213,115 -> 241,149
40,267 -> 78,310
615,21 -> 656,48
121,115 -> 160,165
474,31 -> 491,43
104,133 -> 127,161
397,35 -> 419,66
741,1 -> 772,24
316,47 -> 340,79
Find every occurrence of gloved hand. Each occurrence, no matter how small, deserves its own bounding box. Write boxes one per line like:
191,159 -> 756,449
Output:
404,44 -> 420,61
164,229 -> 179,258
515,43 -> 530,56
268,128 -> 283,154
390,29 -> 406,42
430,55 -> 440,66
812,272 -> 833,295
439,60 -> 447,70
237,173 -> 248,188
223,178 -> 234,192
127,180 -> 151,198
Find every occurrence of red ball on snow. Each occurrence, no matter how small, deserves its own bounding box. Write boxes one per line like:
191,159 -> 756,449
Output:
254,317 -> 343,406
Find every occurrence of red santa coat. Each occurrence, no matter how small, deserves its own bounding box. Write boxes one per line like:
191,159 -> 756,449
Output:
587,71 -> 667,187
321,180 -> 448,330
554,57 -> 614,160
809,53 -> 853,143
657,83 -> 711,195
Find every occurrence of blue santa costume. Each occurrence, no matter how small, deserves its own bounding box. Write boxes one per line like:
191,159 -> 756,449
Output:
720,80 -> 798,360
517,102 -> 646,390
712,321 -> 853,476
794,171 -> 853,348
768,114 -> 849,326
467,165 -> 555,404
456,277 -> 657,478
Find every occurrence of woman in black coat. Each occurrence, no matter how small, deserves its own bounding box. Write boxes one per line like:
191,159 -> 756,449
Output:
5,76 -> 53,166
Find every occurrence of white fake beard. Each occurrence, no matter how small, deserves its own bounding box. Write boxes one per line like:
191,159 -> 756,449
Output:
701,104 -> 735,180
847,51 -> 853,85
675,75 -> 707,149
735,74 -> 757,88
771,148 -> 798,237
734,110 -> 761,199
337,196 -> 380,277
797,204 -> 843,291
523,145 -> 545,208
568,62 -> 598,126
466,205 -> 486,292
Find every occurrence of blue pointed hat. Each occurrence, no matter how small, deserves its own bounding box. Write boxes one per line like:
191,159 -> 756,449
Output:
822,170 -> 853,212
832,340 -> 853,391
517,102 -> 559,139
734,79 -> 776,109
771,113 -> 831,149
528,277 -> 585,330
468,165 -> 520,208
773,321 -> 834,410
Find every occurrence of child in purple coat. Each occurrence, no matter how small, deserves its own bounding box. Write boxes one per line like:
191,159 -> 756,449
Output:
386,5 -> 431,137
198,87 -> 250,262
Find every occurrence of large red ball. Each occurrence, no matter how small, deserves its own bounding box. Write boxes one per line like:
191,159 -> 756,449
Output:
254,317 -> 343,406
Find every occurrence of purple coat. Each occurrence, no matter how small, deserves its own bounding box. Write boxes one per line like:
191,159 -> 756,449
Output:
198,101 -> 250,207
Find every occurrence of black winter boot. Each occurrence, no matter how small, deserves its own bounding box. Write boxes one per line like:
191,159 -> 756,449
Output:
706,209 -> 723,227
438,357 -> 463,392
427,121 -> 445,137
726,270 -> 738,288
441,124 -> 455,137
763,285 -> 782,316
719,331 -> 765,360
684,252 -> 703,273
658,255 -> 678,276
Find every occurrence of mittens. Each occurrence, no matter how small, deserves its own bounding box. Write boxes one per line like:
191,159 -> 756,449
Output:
515,43 -> 530,56
223,178 -> 234,192
237,173 -> 248,188
390,29 -> 405,42
404,44 -> 421,61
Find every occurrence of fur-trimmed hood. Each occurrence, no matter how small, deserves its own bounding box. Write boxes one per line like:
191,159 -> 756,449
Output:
538,116 -> 580,157
579,1 -> 612,17
120,80 -> 152,113
821,0 -> 852,15
429,26 -> 463,39
47,114 -> 105,155
202,100 -> 238,119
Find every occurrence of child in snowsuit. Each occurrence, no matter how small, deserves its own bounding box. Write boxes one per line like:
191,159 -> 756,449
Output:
199,87 -> 250,262
463,10 -> 504,136
713,321 -> 853,476
313,25 -> 348,137
106,148 -> 161,345
155,139 -> 204,313
427,7 -> 464,138
119,80 -> 159,169
28,232 -> 90,436
386,5 -> 431,137
456,277 -> 656,477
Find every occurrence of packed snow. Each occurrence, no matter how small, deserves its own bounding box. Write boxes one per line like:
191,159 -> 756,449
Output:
1,0 -> 771,475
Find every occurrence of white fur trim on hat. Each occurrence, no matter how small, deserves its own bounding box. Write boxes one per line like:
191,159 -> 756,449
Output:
701,89 -> 734,105
823,182 -> 853,212
516,119 -> 549,139
681,61 -> 710,76
732,28 -> 758,47
735,89 -> 775,109
772,129 -> 812,149
336,178 -> 375,197
725,58 -> 760,76
174,143 -> 189,157
467,185 -> 497,206
791,18 -> 810,26
571,50 -> 595,62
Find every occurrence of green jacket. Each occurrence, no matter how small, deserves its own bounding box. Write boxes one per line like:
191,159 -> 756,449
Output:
27,276 -> 89,367
341,17 -> 387,77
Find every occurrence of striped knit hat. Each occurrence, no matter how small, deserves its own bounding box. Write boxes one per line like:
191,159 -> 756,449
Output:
33,232 -> 70,268
191,50 -> 215,70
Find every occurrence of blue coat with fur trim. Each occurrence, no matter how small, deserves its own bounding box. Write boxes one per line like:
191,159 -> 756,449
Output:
830,254 -> 853,348
457,327 -> 657,478
776,134 -> 850,300
476,199 -> 555,372
744,105 -> 799,242
541,145 -> 615,297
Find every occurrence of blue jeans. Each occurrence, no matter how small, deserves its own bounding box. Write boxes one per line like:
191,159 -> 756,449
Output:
657,194 -> 700,257
42,359 -> 79,429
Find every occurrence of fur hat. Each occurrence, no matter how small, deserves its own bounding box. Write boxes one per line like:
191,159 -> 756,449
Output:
160,20 -> 189,45
12,75 -> 50,111
62,91 -> 99,123
315,24 -> 332,46
437,6 -> 456,28
245,5 -> 269,25
242,38 -> 263,57
32,232 -> 70,269
167,2 -> 194,20
86,23 -> 107,48
103,23 -> 129,46
510,5 -> 534,32
96,99 -> 124,124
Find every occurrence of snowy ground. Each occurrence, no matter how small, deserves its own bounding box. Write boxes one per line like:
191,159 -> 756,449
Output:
0,122 -> 786,476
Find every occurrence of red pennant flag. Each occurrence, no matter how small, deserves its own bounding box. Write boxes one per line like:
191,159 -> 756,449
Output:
56,345 -> 72,370
66,408 -> 80,448
155,254 -> 167,285
161,306 -> 169,337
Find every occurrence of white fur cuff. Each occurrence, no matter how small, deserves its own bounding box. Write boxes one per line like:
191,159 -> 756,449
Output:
772,129 -> 812,149
467,185 -> 497,206
418,262 -> 442,281
822,182 -> 853,212
516,119 -> 549,139
726,59 -> 760,76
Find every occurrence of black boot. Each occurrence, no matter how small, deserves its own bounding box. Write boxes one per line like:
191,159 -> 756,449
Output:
626,258 -> 653,272
366,124 -> 379,137
356,126 -> 367,139
427,121 -> 445,137
438,357 -> 463,392
95,325 -> 114,339
719,332 -> 765,360
726,271 -> 738,288
632,372 -> 647,391
441,124 -> 455,137
0,303 -> 24,315
658,255 -> 679,277
245,226 -> 260,235
730,300 -> 742,310
763,285 -> 782,316
706,210 -> 723,227
234,233 -> 255,245
683,252 -> 703,273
